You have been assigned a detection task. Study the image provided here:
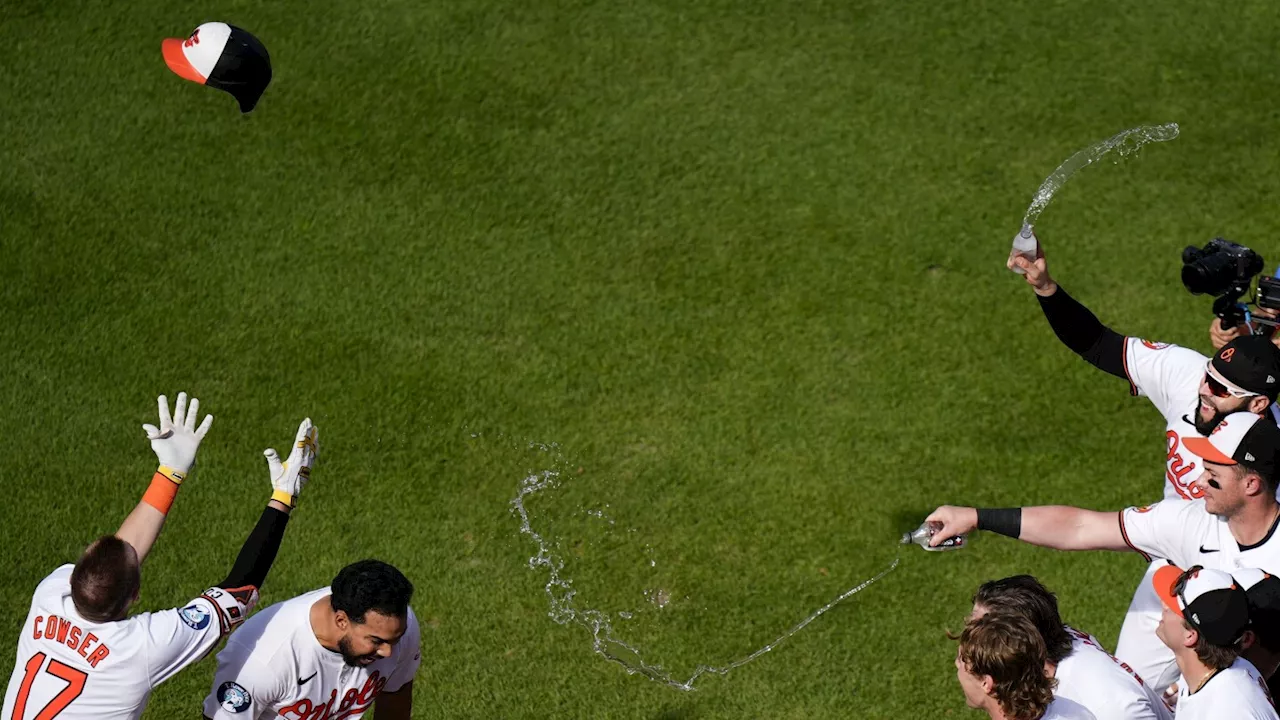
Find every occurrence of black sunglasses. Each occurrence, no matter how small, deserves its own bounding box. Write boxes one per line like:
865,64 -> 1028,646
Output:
1173,565 -> 1204,617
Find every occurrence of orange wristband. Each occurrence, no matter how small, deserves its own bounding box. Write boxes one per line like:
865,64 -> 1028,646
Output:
142,473 -> 181,514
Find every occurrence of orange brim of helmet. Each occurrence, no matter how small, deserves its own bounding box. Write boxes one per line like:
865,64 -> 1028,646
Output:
1182,436 -> 1237,466
162,38 -> 207,84
1152,564 -> 1186,616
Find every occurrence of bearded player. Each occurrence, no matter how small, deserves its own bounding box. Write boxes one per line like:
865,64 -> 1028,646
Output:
2,393 -> 318,719
203,559 -> 420,719
1010,232 -> 1280,689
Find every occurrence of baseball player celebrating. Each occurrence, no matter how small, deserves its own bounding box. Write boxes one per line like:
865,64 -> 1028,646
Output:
1151,565 -> 1277,718
1009,232 -> 1280,689
1,393 -> 318,720
926,410 -> 1280,690
954,613 -> 1095,719
969,575 -> 1171,720
202,559 -> 420,720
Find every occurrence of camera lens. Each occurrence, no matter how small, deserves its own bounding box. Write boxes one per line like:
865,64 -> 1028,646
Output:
1182,252 -> 1236,295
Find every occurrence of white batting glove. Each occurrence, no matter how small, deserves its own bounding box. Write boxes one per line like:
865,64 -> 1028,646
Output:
141,392 -> 213,481
264,418 -> 318,508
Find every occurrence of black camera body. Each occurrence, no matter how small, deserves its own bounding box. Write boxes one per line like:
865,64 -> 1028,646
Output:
1258,276 -> 1280,313
1181,238 -> 1275,332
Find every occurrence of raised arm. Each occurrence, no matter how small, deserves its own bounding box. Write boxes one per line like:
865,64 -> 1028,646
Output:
925,505 -> 1130,552
145,419 -> 318,690
1009,233 -> 1129,380
116,392 -> 213,563
218,418 -> 318,593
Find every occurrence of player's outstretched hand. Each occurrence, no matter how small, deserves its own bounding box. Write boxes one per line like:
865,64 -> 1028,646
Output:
1007,235 -> 1057,297
264,418 -> 318,505
141,392 -> 213,476
924,505 -> 978,546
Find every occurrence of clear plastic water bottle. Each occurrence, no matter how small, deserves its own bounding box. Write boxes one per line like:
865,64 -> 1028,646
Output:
902,521 -> 966,552
1009,224 -> 1038,275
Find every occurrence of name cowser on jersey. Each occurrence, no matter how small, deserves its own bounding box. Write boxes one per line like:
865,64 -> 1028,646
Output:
2,565 -> 255,720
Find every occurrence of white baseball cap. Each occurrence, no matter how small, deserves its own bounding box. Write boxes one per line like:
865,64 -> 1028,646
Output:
1153,564 -> 1250,647
1183,411 -> 1280,479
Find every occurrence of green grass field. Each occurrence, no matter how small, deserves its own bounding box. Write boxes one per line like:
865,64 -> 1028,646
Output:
4,0 -> 1280,716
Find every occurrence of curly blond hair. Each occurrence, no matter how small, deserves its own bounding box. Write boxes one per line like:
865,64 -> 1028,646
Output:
958,613 -> 1057,720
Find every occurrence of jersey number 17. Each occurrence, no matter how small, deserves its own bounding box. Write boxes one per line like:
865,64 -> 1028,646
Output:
11,652 -> 87,720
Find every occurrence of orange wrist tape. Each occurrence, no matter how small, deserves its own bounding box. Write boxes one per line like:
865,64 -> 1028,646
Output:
142,473 -> 181,514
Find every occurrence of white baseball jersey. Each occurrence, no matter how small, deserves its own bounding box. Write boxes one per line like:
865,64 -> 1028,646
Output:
1,564 -> 255,720
1115,498 -> 1280,690
1120,499 -> 1280,573
1117,337 -> 1252,689
1122,338 -> 1210,502
1172,658 -> 1277,719
1055,625 -> 1171,720
202,588 -> 420,720
1042,696 -> 1098,719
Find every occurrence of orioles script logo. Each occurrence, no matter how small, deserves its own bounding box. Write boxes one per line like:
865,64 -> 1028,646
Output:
276,671 -> 387,720
1166,432 -> 1202,500
1221,347 -> 1236,363
1141,340 -> 1171,350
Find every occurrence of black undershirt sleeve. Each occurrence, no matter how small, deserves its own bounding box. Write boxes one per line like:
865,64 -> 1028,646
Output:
219,506 -> 290,590
1035,286 -> 1129,381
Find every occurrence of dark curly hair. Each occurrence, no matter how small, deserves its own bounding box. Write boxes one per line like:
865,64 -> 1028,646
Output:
958,613 -> 1057,720
973,575 -> 1074,664
331,559 -> 414,624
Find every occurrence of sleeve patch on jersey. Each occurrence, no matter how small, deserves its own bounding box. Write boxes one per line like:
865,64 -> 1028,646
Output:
200,585 -> 260,635
218,681 -> 252,713
1141,340 -> 1171,350
178,603 -> 212,630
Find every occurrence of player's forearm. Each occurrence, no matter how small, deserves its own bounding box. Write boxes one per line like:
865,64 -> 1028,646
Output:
1017,506 -> 1128,551
115,501 -> 167,562
1036,286 -> 1128,380
220,504 -> 291,590
116,468 -> 184,563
